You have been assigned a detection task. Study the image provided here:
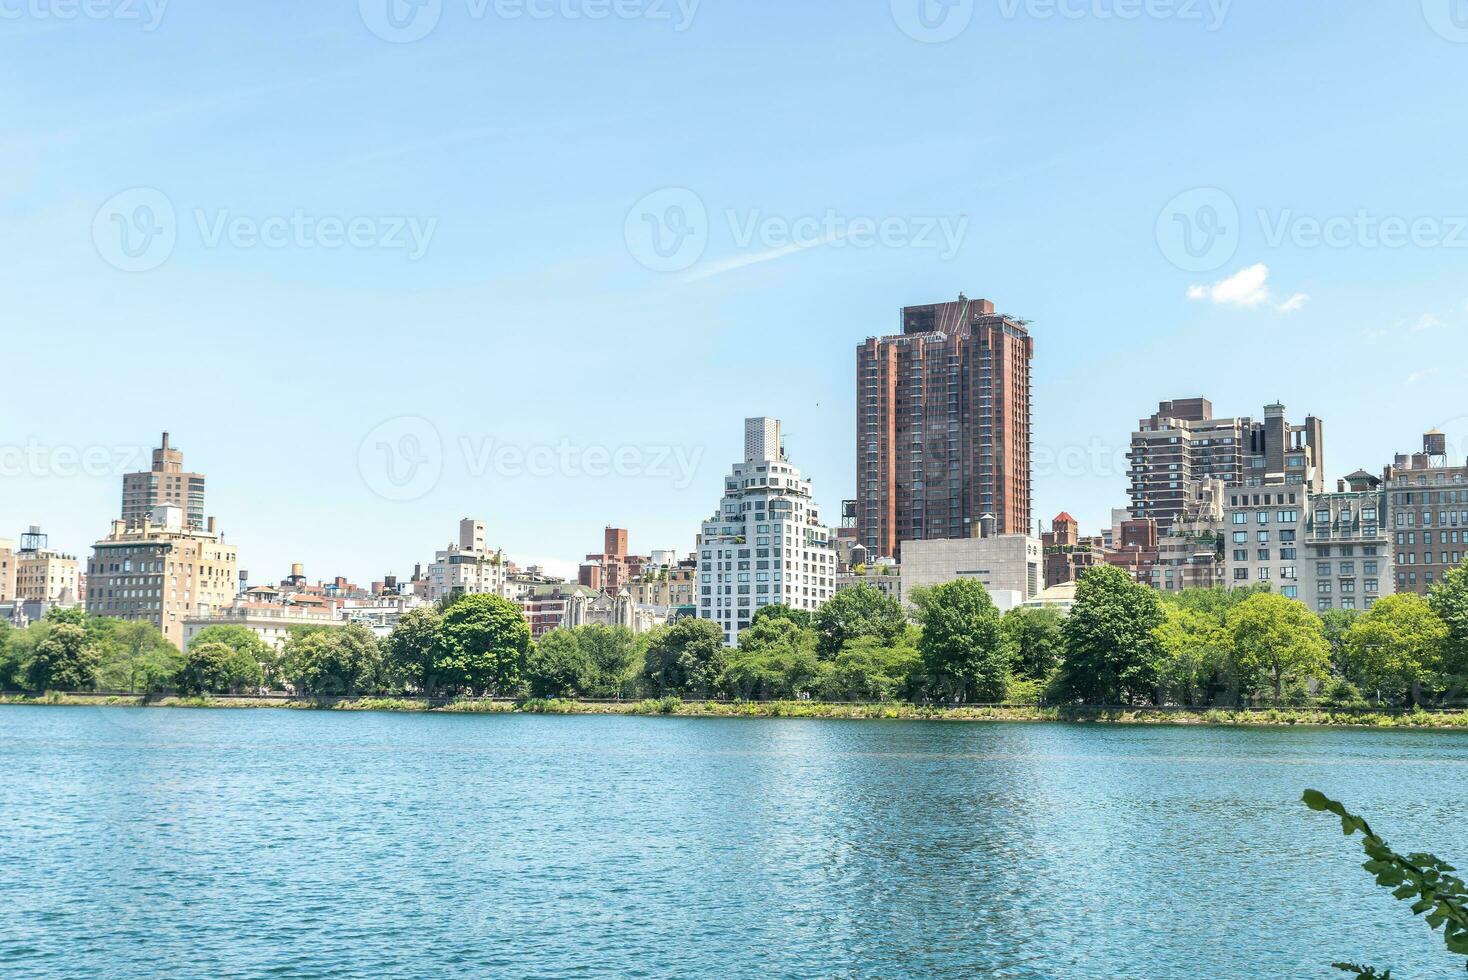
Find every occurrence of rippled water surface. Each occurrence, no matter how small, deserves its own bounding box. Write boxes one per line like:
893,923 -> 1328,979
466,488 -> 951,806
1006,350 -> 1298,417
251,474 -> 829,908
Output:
3,706 -> 1468,978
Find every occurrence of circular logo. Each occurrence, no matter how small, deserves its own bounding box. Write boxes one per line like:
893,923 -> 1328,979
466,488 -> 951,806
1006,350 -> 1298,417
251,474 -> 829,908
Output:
359,0 -> 442,42
358,416 -> 443,502
1155,186 -> 1240,273
623,187 -> 709,273
891,0 -> 974,42
92,187 -> 177,273
1423,0 -> 1468,42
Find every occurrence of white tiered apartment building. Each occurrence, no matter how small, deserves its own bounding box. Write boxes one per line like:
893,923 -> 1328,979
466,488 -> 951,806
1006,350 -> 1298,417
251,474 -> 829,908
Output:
698,418 -> 835,645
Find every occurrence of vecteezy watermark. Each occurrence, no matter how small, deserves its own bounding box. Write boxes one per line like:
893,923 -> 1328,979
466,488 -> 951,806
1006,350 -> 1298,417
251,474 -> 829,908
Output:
890,0 -> 974,42
359,0 -> 700,43
0,441 -> 153,479
460,438 -> 703,488
0,0 -> 168,31
92,187 -> 438,272
357,418 -> 705,501
1422,0 -> 1468,43
1157,186 -> 1468,272
624,187 -> 969,274
359,417 -> 444,503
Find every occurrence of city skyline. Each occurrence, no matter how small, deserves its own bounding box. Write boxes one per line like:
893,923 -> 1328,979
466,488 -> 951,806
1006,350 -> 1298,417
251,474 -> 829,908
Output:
6,5 -> 1468,584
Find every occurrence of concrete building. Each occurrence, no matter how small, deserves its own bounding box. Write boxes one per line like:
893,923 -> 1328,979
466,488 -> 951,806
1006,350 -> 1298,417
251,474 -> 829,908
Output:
835,556 -> 903,604
1301,471 -> 1392,612
1223,488 -> 1307,600
122,432 -> 207,530
0,538 -> 14,602
86,506 -> 238,648
1383,430 -> 1468,596
182,599 -> 338,652
900,533 -> 1042,613
1151,479 -> 1226,593
628,556 -> 698,610
425,518 -> 507,603
14,528 -> 81,606
1128,400 -> 1324,532
698,417 -> 836,645
856,295 -> 1033,559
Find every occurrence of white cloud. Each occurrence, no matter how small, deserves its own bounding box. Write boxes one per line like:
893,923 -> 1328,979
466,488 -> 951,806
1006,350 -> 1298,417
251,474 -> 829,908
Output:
1412,313 -> 1447,332
1407,368 -> 1440,386
1187,263 -> 1308,313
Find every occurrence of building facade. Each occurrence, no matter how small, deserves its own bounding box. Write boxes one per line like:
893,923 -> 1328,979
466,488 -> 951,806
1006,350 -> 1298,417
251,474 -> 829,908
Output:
698,417 -> 836,645
834,557 -> 903,605
900,534 -> 1042,612
425,518 -> 507,603
182,599 -> 338,652
122,432 -> 207,530
579,527 -> 649,594
1151,479 -> 1226,593
1383,430 -> 1468,596
856,295 -> 1033,558
1041,512 -> 1106,588
1301,472 -> 1392,612
14,527 -> 81,605
1222,487 -> 1307,600
1129,400 -> 1324,532
86,507 -> 239,648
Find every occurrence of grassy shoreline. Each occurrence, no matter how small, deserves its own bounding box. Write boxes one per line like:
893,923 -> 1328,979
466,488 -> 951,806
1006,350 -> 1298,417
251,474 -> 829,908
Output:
4,692 -> 1468,728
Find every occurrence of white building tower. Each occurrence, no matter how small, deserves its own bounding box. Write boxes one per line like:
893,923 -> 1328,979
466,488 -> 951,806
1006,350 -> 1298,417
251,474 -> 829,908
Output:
697,417 -> 836,645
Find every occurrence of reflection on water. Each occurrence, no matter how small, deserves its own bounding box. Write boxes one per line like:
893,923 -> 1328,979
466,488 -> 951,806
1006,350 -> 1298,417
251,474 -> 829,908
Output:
2,706 -> 1466,979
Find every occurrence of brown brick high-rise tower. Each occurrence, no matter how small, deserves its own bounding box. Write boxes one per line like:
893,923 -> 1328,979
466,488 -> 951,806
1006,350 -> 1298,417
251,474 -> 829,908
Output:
856,295 -> 1034,559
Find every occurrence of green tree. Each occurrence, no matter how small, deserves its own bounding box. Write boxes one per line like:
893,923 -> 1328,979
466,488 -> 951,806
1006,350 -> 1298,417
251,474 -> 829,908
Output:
1154,605 -> 1227,706
1161,584 -> 1270,624
1344,594 -> 1449,706
279,624 -> 384,696
574,624 -> 638,698
1320,608 -> 1362,680
95,621 -> 182,693
1429,562 -> 1468,698
0,621 -> 21,690
383,606 -> 442,694
28,622 -> 100,691
1001,606 -> 1064,680
822,633 -> 920,702
1303,790 -> 1468,976
641,617 -> 726,696
719,616 -> 822,700
812,584 -> 906,660
186,624 -> 273,686
525,629 -> 593,698
176,641 -> 263,694
1226,592 -> 1330,705
1054,566 -> 1167,705
435,594 -> 530,695
912,579 -> 1009,703
750,604 -> 813,630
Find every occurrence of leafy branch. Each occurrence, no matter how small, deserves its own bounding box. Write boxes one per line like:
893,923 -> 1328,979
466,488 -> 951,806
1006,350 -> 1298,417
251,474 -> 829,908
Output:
1303,789 -> 1468,976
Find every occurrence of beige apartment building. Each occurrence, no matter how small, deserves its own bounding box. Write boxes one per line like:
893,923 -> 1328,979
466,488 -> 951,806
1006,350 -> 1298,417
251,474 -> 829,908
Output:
628,559 -> 698,609
122,432 -> 207,530
2,527 -> 81,605
86,506 -> 238,648
0,539 -> 13,602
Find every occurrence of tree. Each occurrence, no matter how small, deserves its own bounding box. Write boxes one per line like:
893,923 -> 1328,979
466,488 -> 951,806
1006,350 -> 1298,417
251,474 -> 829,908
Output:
383,606 -> 442,694
574,624 -> 638,698
812,584 -> 906,659
96,621 -> 181,693
1001,606 -> 1064,680
1154,605 -> 1227,706
1302,790 -> 1468,976
641,617 -> 726,696
1054,566 -> 1167,705
1226,592 -> 1330,705
822,633 -> 920,702
1320,609 -> 1362,681
525,629 -> 593,698
719,616 -> 822,700
186,624 -> 272,685
176,641 -> 263,695
913,578 -> 1009,703
435,594 -> 530,695
1344,594 -> 1449,706
1429,562 -> 1468,698
750,605 -> 812,630
28,623 -> 100,692
279,624 -> 384,696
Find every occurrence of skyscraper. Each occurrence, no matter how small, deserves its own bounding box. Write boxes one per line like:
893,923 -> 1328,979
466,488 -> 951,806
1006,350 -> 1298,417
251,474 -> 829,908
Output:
697,417 -> 835,645
122,432 -> 207,530
856,295 -> 1033,558
1129,400 -> 1324,532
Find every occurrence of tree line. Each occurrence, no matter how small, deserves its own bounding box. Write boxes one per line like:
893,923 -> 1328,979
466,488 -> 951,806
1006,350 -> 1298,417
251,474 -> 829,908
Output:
6,564 -> 1468,706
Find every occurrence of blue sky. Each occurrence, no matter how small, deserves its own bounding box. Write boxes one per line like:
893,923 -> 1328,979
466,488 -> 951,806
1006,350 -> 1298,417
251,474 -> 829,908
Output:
4,1 -> 1467,582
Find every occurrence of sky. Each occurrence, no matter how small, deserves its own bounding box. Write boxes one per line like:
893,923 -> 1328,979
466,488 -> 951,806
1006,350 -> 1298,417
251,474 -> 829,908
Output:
3,0 -> 1467,584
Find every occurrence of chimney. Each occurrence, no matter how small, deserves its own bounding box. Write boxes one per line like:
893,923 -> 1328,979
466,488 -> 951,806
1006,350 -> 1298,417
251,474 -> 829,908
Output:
161,431 -> 170,450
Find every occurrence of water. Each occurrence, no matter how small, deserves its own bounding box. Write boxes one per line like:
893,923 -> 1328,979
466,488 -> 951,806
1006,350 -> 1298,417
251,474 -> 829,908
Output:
2,707 -> 1467,979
